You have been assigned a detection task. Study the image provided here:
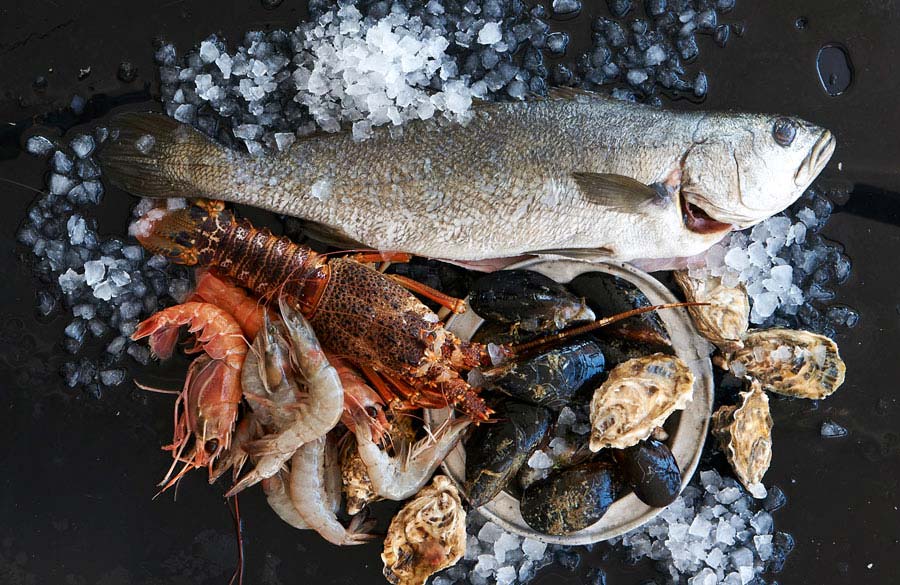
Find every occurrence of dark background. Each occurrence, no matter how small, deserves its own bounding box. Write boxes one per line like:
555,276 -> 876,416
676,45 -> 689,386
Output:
1,1 -> 897,584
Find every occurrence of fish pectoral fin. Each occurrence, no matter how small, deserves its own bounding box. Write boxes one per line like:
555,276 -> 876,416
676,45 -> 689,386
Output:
571,172 -> 672,210
528,248 -> 616,263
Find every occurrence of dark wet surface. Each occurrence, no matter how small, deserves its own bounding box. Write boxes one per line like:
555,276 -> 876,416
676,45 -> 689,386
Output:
0,1 -> 898,584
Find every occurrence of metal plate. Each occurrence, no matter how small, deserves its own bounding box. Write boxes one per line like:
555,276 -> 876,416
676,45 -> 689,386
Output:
426,258 -> 714,545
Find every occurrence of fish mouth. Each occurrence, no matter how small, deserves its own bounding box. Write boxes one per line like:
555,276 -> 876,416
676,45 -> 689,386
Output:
795,129 -> 836,186
681,195 -> 734,235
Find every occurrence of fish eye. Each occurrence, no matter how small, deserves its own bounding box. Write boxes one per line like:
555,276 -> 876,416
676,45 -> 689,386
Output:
204,438 -> 219,454
772,118 -> 798,147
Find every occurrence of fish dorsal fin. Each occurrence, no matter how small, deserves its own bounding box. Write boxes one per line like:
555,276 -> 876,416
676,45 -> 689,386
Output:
546,87 -> 604,101
572,172 -> 672,209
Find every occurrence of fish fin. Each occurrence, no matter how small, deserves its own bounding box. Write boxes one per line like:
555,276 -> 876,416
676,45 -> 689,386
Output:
528,248 -> 616,263
99,112 -> 225,199
572,172 -> 672,209
291,218 -> 368,249
546,87 -> 605,101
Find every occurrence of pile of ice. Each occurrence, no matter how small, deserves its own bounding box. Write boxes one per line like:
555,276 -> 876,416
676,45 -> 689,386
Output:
18,132 -> 193,397
158,0 -> 742,156
434,511 -> 568,585
291,5 -> 481,140
575,0 -> 740,104
612,468 -> 794,584
690,188 -> 855,335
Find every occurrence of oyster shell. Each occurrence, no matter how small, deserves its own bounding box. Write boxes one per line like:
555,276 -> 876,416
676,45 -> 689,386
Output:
673,271 -> 749,352
726,328 -> 846,399
381,475 -> 466,585
340,436 -> 378,515
711,381 -> 773,498
589,353 -> 694,451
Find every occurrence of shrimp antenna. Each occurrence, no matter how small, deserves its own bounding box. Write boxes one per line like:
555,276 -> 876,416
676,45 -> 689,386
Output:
506,302 -> 710,357
226,494 -> 245,585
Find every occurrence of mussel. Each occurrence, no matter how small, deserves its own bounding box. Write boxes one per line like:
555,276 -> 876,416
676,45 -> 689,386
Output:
479,339 -> 605,410
569,272 -> 670,346
520,460 -> 622,535
463,401 -> 551,507
468,269 -> 595,333
614,438 -> 681,507
589,354 -> 694,451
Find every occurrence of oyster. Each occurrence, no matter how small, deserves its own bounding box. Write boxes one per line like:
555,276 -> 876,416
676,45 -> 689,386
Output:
711,381 -> 773,498
382,475 -> 466,585
589,354 -> 694,451
726,328 -> 846,399
340,436 -> 378,515
673,271 -> 749,352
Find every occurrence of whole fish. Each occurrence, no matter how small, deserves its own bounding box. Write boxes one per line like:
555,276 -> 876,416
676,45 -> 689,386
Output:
100,90 -> 834,268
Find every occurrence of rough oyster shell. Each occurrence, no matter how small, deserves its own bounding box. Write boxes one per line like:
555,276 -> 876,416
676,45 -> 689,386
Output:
711,381 -> 773,498
340,436 -> 378,515
673,271 -> 749,352
726,328 -> 846,399
589,353 -> 694,451
382,475 -> 466,585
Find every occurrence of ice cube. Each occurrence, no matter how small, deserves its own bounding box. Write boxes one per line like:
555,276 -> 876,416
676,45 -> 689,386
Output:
477,522 -> 504,543
688,515 -> 712,538
199,40 -> 220,63
493,532 -> 520,563
473,554 -> 498,576
274,132 -> 295,151
100,369 -> 126,386
522,537 -> 547,561
477,22 -> 502,45
26,135 -> 55,156
820,420 -> 848,438
49,174 -> 75,195
70,134 -> 95,158
527,450 -> 553,470
135,134 -> 156,155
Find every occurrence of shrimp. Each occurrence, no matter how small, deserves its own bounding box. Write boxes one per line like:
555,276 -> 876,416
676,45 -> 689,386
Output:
289,436 -> 376,546
332,356 -> 390,445
191,269 -> 268,339
209,415 -> 260,485
226,298 -> 344,496
132,302 -> 246,487
352,413 -> 471,501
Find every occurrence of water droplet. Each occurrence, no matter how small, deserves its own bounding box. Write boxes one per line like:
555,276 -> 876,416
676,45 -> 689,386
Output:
794,17 -> 808,30
816,44 -> 853,96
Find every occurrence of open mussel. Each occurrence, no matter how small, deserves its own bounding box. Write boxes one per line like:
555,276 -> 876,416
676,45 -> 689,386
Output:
468,270 -> 595,333
614,438 -> 682,507
589,354 -> 694,451
519,460 -> 622,536
673,271 -> 749,352
725,328 -> 845,399
479,339 -> 605,410
712,381 -> 772,498
569,272 -> 670,346
463,401 -> 551,507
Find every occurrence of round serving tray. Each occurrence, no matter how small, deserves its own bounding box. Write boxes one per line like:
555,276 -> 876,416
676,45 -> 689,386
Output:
425,258 -> 714,545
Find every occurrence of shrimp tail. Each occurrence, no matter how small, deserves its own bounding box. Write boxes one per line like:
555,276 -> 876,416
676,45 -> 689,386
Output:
99,111 -> 225,200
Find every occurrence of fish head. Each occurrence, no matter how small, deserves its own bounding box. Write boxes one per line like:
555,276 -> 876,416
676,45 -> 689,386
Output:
679,113 -> 836,229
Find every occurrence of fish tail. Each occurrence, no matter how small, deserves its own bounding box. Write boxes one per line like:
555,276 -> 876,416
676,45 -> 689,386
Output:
99,112 -> 224,199
131,206 -> 207,265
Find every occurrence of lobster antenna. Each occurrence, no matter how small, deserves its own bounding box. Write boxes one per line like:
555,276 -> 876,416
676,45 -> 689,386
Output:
507,302 -> 709,356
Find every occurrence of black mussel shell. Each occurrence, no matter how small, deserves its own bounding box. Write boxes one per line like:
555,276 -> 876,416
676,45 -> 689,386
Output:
520,460 -> 622,535
591,335 -> 673,369
463,401 -> 551,507
568,272 -> 670,346
471,319 -> 545,345
481,339 -> 605,410
469,270 -> 592,333
615,438 -> 681,507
